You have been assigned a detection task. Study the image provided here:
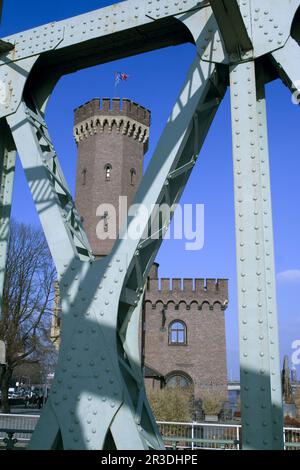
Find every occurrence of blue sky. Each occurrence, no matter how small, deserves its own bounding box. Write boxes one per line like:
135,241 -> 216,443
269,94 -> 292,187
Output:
2,1 -> 300,380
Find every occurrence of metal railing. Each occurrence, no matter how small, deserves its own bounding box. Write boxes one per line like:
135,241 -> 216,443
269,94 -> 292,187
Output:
283,427 -> 300,450
0,413 -> 39,449
157,421 -> 241,449
0,414 -> 299,450
0,429 -> 34,450
158,421 -> 300,450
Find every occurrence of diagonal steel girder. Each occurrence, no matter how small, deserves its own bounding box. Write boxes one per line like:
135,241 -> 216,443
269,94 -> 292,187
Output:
0,121 -> 15,307
1,0 -> 300,450
210,0 -> 252,55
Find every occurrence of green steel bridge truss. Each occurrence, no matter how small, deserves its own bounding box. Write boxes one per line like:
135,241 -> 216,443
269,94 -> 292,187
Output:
0,0 -> 299,450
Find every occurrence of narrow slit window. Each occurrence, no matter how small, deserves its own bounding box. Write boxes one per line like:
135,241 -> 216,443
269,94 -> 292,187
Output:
82,168 -> 87,185
105,164 -> 112,181
130,168 -> 136,186
103,211 -> 109,232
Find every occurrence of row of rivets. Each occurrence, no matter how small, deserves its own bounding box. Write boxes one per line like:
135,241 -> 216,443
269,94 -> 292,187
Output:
256,88 -> 282,443
230,58 -> 273,447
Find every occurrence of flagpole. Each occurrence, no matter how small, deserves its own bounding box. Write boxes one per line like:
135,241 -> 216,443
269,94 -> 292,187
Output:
113,71 -> 129,100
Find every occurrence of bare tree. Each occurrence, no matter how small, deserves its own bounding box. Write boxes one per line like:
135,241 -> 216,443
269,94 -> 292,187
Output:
0,220 -> 56,412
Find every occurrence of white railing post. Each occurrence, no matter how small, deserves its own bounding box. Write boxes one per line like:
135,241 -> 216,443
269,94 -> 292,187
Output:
191,422 -> 195,450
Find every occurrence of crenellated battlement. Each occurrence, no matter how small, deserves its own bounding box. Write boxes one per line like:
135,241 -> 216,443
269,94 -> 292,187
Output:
73,98 -> 150,144
146,277 -> 229,310
148,277 -> 228,293
74,98 -> 151,127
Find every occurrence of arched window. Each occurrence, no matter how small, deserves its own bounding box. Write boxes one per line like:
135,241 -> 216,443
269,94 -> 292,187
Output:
165,371 -> 193,389
130,168 -> 136,186
169,320 -> 187,345
105,164 -> 112,181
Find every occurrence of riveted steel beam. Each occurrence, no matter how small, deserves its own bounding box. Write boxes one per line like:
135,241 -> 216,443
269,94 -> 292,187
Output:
271,36 -> 300,97
0,120 -> 16,312
7,100 -> 93,273
1,0 -> 204,64
256,70 -> 283,446
210,0 -> 252,55
230,60 -> 283,450
0,1 -> 208,118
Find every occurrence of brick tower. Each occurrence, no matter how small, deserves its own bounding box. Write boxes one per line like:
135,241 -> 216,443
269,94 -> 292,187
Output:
73,97 -> 150,257
51,98 -> 150,345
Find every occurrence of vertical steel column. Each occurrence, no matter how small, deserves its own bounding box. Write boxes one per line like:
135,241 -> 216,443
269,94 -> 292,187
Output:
256,72 -> 283,443
0,121 -> 16,310
230,60 -> 283,449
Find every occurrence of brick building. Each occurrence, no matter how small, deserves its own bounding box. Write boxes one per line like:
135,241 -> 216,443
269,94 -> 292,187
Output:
144,263 -> 228,401
52,97 -> 229,404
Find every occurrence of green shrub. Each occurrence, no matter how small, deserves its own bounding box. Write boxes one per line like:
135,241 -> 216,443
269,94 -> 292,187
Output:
148,387 -> 193,423
200,387 -> 226,416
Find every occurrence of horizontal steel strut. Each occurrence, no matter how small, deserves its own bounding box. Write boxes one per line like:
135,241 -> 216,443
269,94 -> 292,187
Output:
0,0 -> 300,449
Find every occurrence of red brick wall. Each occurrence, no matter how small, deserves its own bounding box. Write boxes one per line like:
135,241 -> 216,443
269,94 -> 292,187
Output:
144,275 -> 228,400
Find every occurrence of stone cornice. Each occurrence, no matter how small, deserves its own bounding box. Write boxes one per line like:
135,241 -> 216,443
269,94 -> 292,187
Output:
74,115 -> 149,144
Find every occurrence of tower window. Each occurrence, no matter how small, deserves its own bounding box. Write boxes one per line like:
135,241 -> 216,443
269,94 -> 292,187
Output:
130,168 -> 136,186
82,168 -> 87,185
105,164 -> 112,181
103,211 -> 109,232
169,321 -> 187,345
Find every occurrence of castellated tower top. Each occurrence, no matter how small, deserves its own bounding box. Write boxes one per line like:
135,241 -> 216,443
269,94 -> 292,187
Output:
74,97 -> 151,258
73,98 -> 151,146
